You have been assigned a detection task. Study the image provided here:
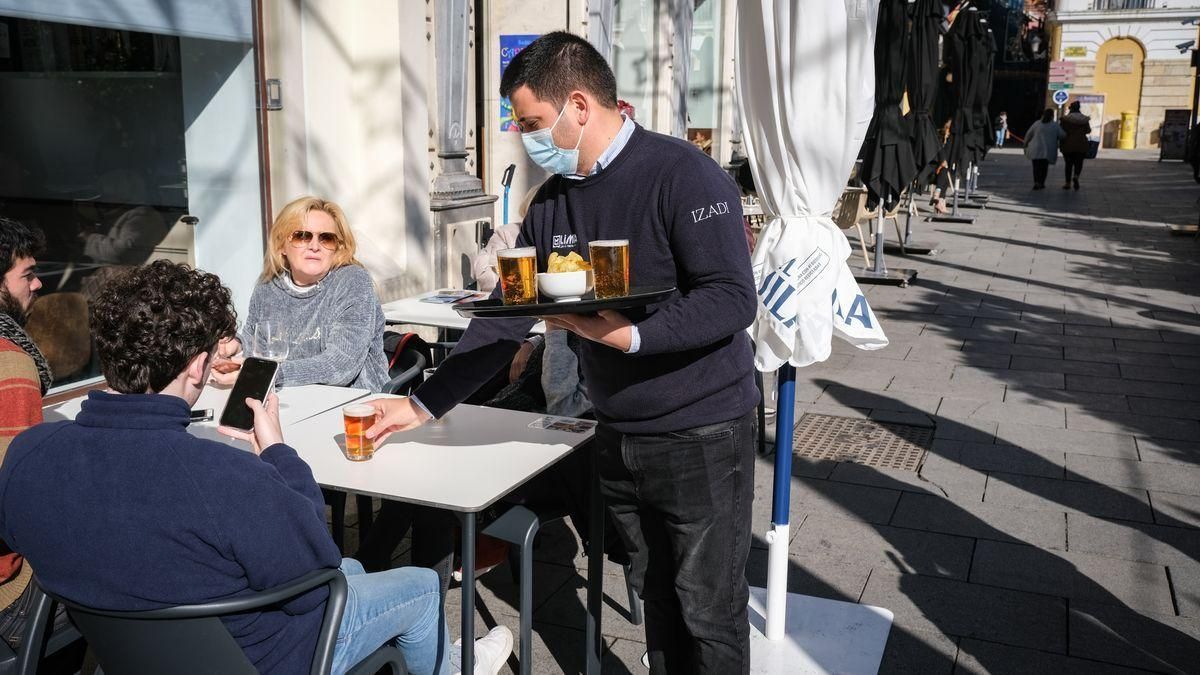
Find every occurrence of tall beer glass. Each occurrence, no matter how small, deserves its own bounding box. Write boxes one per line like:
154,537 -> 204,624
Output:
497,247 -> 538,305
589,240 -> 630,299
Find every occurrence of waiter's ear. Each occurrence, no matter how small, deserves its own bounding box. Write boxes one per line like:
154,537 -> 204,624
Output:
567,90 -> 590,126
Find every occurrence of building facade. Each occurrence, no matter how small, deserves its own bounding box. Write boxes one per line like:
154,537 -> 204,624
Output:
1048,0 -> 1200,148
0,0 -> 739,392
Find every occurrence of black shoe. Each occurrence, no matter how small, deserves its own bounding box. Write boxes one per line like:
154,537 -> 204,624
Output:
1073,179 -> 1080,190
1062,183 -> 1071,190
1033,184 -> 1045,190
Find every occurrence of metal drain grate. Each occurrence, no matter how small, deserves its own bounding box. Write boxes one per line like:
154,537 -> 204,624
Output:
792,414 -> 932,471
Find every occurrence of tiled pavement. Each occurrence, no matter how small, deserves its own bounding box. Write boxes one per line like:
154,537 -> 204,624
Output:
345,148 -> 1200,673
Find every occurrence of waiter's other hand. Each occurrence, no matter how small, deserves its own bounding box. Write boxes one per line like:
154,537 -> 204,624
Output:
510,340 -> 535,383
544,310 -> 632,352
365,397 -> 431,446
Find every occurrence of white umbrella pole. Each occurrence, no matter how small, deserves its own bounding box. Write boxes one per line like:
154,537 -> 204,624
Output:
765,363 -> 795,640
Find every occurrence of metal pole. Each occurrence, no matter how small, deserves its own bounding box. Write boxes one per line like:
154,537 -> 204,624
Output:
765,364 -> 795,640
904,190 -> 914,246
872,208 -> 886,274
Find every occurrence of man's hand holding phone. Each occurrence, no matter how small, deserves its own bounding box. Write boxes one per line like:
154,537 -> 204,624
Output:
219,393 -> 284,455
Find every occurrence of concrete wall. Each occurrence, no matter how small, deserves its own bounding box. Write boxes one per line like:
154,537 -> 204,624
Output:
262,0 -> 433,302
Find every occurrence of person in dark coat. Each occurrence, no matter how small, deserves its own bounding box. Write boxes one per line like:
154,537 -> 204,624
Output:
1059,101 -> 1092,190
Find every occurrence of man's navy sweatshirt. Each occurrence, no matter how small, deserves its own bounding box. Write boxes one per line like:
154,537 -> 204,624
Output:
0,392 -> 342,674
416,125 -> 760,433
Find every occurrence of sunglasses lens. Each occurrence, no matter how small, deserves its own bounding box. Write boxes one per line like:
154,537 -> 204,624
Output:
288,230 -> 312,246
318,232 -> 340,249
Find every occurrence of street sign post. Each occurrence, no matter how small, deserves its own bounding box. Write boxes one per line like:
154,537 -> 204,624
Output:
1052,89 -> 1070,106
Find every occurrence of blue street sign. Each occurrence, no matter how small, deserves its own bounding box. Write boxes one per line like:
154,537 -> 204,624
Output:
1053,89 -> 1070,106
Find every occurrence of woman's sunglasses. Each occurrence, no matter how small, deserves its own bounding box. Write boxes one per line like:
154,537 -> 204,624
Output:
288,230 -> 341,250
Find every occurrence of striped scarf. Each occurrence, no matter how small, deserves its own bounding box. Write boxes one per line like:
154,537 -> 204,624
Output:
0,313 -> 51,395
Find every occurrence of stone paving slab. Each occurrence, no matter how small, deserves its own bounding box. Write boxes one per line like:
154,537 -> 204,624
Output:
992,423 -> 1138,459
791,514 -> 975,581
1065,454 -> 1200,495
967,539 -> 1176,615
889,491 -> 1067,551
1067,601 -> 1200,674
983,471 -> 1153,521
953,638 -> 1148,675
1149,490 -> 1200,529
859,569 -> 1068,654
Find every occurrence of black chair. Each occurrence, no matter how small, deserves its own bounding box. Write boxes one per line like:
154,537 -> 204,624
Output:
0,580 -> 83,675
43,569 -> 407,675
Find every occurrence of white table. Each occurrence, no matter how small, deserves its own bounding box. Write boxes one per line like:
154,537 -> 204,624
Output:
382,290 -> 546,335
286,399 -> 601,674
44,384 -> 370,447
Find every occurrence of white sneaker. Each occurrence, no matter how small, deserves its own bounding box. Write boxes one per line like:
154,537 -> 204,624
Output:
451,625 -> 514,675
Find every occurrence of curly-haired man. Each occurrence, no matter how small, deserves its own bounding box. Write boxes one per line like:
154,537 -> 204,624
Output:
0,261 -> 510,674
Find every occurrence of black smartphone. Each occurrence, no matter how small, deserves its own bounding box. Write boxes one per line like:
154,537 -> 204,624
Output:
190,409 -> 214,423
218,357 -> 280,431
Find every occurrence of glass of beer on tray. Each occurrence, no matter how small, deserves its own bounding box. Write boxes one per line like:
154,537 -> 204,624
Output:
497,247 -> 538,305
589,239 -> 630,299
342,403 -> 377,461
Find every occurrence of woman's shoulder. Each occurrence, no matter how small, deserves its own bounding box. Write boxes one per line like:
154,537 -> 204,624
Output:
327,264 -> 379,297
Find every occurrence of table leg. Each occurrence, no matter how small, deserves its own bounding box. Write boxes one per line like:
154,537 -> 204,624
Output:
459,511 -> 476,674
586,446 -> 603,674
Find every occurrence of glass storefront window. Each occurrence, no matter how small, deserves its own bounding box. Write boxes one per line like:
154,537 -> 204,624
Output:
686,0 -> 721,156
0,2 -> 264,391
612,0 -> 660,126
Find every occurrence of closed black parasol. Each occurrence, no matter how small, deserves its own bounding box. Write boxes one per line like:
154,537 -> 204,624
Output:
860,0 -> 916,211
907,0 -> 943,184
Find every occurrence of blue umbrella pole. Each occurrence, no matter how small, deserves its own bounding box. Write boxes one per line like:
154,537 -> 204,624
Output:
765,363 -> 795,640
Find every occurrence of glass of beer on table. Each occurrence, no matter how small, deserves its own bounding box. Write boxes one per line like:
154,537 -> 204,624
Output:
589,239 -> 630,299
342,403 -> 378,461
497,247 -> 538,305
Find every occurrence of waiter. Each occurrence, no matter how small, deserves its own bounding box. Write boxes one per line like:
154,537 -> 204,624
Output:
367,31 -> 758,674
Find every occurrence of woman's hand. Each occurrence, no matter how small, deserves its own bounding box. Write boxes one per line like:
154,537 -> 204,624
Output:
209,354 -> 244,386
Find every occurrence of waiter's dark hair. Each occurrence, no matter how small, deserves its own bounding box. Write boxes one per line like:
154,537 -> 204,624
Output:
0,217 -> 44,279
1042,108 -> 1055,123
500,31 -> 618,109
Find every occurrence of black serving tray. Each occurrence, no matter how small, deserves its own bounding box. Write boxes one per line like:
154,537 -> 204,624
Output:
454,286 -> 676,319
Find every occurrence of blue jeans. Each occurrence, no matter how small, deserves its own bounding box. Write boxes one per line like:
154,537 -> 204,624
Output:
996,129 -> 1006,147
332,558 -> 450,675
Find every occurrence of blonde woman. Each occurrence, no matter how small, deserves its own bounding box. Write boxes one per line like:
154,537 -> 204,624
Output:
212,196 -> 388,392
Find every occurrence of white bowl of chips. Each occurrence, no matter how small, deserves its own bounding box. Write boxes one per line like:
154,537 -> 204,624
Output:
538,252 -> 594,302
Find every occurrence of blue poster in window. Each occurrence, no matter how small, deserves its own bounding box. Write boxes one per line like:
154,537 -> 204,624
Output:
500,34 -> 540,131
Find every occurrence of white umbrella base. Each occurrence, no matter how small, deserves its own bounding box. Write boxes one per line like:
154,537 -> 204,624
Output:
748,586 -> 893,675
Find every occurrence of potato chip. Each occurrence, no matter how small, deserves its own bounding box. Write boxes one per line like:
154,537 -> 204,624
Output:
547,251 -> 592,273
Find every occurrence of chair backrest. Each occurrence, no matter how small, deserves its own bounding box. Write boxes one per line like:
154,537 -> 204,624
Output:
42,568 -> 347,675
833,189 -> 870,230
383,332 -> 432,395
0,579 -> 65,675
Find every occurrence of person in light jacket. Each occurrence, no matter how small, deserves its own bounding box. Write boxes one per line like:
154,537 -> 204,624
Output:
1060,101 -> 1092,190
1023,108 -> 1065,190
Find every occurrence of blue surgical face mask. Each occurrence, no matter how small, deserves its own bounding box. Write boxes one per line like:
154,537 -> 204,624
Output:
521,103 -> 585,176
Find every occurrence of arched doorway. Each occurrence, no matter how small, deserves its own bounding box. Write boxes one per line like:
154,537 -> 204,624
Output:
1093,37 -> 1145,148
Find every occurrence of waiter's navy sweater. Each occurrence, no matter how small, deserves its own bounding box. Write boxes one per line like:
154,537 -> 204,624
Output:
0,392 -> 342,674
416,125 -> 760,433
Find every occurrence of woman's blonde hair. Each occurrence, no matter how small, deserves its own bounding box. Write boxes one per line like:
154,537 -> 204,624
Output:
260,196 -> 362,282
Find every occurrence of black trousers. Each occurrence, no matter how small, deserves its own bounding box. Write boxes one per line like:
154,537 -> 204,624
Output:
597,411 -> 756,675
1032,159 -> 1049,187
1063,152 -> 1085,182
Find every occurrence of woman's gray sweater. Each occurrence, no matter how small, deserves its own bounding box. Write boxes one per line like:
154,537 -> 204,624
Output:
240,265 -> 389,393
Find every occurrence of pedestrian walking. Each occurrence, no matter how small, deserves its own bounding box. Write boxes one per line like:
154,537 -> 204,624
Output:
995,111 -> 1008,147
1023,108 -> 1064,190
1060,101 -> 1092,190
